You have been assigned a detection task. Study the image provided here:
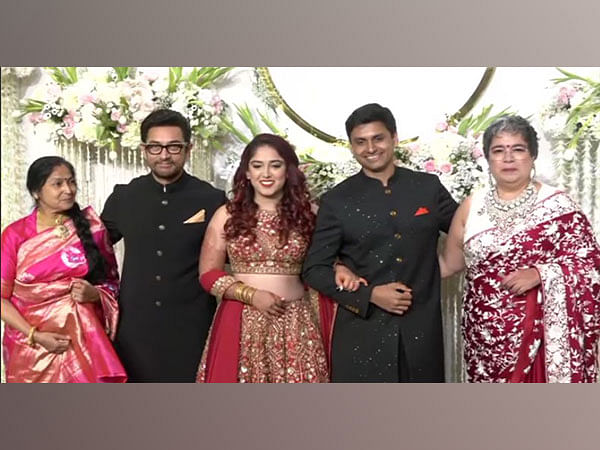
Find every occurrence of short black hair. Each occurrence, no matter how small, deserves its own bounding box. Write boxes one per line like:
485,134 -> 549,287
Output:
483,115 -> 539,160
345,103 -> 397,139
140,109 -> 192,143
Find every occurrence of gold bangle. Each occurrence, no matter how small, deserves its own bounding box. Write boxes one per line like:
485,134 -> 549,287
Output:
27,326 -> 37,347
233,282 -> 245,301
242,286 -> 257,305
233,283 -> 256,306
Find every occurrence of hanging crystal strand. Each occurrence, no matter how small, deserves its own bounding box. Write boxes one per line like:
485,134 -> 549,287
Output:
551,139 -> 563,189
574,139 -> 585,209
578,139 -> 590,221
439,236 -> 465,383
86,144 -> 92,209
589,139 -> 600,235
80,141 -> 89,208
101,146 -> 107,212
117,142 -> 123,184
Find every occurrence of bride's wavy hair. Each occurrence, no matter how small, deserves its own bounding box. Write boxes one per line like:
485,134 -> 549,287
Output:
26,156 -> 107,284
225,134 -> 315,245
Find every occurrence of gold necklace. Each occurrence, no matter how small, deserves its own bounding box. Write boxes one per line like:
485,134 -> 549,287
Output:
53,215 -> 69,240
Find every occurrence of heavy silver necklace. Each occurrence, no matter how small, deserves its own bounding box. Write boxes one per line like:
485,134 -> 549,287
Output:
484,181 -> 537,229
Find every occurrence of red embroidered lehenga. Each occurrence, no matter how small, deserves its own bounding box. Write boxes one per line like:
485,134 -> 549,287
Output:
462,184 -> 600,382
1,207 -> 126,383
197,209 -> 332,383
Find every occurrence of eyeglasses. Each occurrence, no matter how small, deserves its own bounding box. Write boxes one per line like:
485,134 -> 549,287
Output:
141,142 -> 188,155
489,145 -> 531,161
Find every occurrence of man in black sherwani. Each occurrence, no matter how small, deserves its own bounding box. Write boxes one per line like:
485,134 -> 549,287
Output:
101,109 -> 226,382
302,103 -> 457,382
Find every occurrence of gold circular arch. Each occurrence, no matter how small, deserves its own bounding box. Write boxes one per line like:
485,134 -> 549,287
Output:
256,67 -> 496,146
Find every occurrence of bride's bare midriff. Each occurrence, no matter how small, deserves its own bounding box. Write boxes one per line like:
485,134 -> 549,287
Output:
234,273 -> 305,301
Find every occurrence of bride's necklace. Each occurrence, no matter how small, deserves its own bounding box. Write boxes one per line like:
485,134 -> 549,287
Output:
484,181 -> 537,229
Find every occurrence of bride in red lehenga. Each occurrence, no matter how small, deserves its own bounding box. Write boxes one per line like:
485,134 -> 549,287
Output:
196,133 -> 360,383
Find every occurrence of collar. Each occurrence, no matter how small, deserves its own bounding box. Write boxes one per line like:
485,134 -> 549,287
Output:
358,165 -> 401,186
145,171 -> 191,193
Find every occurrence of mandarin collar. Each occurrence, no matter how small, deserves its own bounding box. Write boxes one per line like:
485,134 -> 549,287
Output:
358,165 -> 401,186
145,171 -> 191,193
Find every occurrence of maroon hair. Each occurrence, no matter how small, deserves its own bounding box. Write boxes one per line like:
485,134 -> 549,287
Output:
225,133 -> 315,245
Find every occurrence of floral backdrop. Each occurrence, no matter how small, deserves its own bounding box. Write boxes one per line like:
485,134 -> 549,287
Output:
2,67 -> 599,382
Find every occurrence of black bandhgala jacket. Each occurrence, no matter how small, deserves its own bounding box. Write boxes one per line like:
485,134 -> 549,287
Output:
303,167 -> 458,382
101,172 -> 226,382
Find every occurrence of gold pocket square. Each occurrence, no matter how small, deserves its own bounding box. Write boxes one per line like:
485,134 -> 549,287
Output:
184,209 -> 206,224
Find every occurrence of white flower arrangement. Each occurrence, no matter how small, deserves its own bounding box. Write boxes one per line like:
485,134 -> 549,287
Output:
299,150 -> 360,199
17,67 -> 232,151
539,68 -> 600,154
397,123 -> 486,202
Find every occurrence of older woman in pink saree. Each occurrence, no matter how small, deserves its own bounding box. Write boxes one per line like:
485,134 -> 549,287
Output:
1,156 -> 126,382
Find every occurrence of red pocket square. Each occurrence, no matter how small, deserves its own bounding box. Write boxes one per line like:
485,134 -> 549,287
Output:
414,207 -> 430,216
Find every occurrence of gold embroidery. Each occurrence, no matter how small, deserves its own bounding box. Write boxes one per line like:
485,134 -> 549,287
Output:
227,210 -> 308,275
210,275 -> 237,302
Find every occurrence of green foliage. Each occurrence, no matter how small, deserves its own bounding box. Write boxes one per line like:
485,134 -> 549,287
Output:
455,104 -> 513,137
552,68 -> 600,148
220,103 -> 286,144
48,67 -> 78,85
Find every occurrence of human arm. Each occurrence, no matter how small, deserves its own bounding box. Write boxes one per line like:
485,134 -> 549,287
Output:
302,193 -> 378,317
1,298 -> 70,353
438,196 -> 470,278
334,262 -> 368,292
199,206 -> 285,318
100,188 -> 123,245
334,260 -> 412,315
1,222 -> 71,352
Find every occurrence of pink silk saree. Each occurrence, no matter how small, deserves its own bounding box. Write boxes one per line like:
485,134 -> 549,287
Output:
463,188 -> 600,383
1,207 -> 126,383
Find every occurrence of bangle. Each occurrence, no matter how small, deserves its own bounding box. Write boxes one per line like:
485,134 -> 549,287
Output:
233,282 -> 256,306
27,326 -> 37,347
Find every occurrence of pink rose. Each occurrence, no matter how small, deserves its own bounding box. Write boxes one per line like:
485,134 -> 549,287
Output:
29,112 -> 43,124
423,160 -> 437,172
558,86 -> 576,105
472,146 -> 484,158
63,113 -> 76,128
111,109 -> 121,121
117,123 -> 127,133
435,122 -> 448,132
407,142 -> 421,153
62,127 -> 74,139
440,162 -> 453,174
80,94 -> 97,104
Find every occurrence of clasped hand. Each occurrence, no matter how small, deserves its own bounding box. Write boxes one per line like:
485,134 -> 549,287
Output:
70,278 -> 100,303
500,268 -> 541,295
370,282 -> 413,315
252,289 -> 287,320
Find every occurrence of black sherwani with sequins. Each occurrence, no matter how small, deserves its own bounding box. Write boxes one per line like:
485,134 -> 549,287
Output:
302,167 -> 457,382
101,172 -> 226,382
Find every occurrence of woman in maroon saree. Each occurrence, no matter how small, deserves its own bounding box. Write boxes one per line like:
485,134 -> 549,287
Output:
440,116 -> 600,382
1,156 -> 126,382
196,134 -> 360,383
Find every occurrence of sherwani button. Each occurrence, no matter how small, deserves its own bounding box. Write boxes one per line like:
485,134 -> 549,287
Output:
158,224 -> 166,231
156,250 -> 163,256
161,200 -> 168,206
389,210 -> 398,217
